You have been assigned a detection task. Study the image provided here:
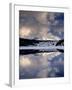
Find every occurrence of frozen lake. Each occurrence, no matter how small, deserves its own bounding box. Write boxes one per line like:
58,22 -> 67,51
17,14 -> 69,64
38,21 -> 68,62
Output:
20,46 -> 64,50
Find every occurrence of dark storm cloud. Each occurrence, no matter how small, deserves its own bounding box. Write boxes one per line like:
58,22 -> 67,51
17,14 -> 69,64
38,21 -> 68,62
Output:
48,13 -> 64,39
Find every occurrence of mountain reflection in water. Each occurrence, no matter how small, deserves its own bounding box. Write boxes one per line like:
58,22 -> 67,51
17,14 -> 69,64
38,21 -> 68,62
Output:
19,52 -> 64,79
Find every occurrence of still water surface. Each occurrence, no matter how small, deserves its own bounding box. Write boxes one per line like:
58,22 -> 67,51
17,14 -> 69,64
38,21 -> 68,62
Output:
19,52 -> 64,79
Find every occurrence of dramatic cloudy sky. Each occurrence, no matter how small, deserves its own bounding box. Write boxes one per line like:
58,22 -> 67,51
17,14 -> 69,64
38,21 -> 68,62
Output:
19,11 -> 64,40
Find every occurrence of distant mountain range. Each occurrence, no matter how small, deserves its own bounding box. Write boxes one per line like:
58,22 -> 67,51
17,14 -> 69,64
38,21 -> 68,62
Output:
19,38 -> 64,54
19,38 -> 64,46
